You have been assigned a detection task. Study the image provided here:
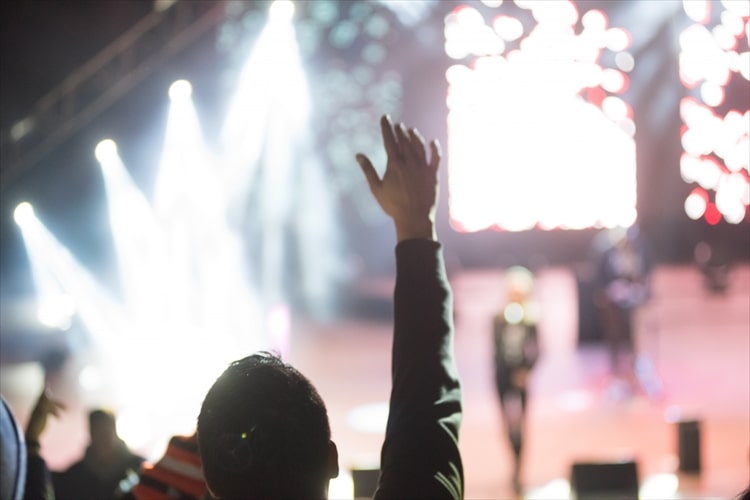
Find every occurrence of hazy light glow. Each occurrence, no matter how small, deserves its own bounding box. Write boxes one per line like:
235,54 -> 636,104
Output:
639,473 -> 679,498
97,139 -> 171,330
525,478 -> 571,500
327,471 -> 354,500
221,4 -> 341,323
13,202 -> 129,355
37,294 -> 75,330
78,365 -> 103,392
446,3 -> 636,232
16,5 -> 341,459
10,117 -> 35,142
347,402 -> 389,433
527,472 -> 681,499
558,389 -> 593,412
117,411 -> 154,451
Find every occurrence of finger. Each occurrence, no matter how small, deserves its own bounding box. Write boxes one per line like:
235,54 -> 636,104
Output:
429,140 -> 442,171
408,128 -> 427,165
356,154 -> 382,195
394,123 -> 410,163
379,115 -> 399,159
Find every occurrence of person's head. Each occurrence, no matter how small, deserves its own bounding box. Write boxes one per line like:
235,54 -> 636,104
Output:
197,352 -> 338,500
88,409 -> 119,455
505,266 -> 534,304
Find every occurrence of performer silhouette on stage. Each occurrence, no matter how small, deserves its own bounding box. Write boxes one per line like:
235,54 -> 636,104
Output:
492,266 -> 539,494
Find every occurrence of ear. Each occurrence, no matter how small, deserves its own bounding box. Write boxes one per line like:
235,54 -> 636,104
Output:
201,464 -> 220,500
327,440 -> 339,479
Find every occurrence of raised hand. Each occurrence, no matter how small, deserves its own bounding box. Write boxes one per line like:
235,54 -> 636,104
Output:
25,388 -> 66,448
356,115 -> 441,242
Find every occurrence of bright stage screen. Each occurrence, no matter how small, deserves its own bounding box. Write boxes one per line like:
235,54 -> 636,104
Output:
444,2 -> 637,232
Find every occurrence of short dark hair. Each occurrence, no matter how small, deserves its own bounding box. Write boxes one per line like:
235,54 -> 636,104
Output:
88,409 -> 116,430
197,352 -> 331,500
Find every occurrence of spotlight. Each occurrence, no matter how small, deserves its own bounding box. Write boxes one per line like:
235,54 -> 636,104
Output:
14,202 -> 35,228
269,0 -> 295,22
168,79 -> 193,102
95,139 -> 118,164
37,294 -> 75,330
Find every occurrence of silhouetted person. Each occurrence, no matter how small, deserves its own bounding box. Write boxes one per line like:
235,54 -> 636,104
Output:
197,115 -> 463,499
53,409 -> 144,500
694,240 -> 732,293
593,226 -> 651,392
24,389 -> 65,500
492,266 -> 539,494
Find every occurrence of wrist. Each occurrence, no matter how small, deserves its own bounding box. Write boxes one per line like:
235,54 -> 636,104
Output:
394,217 -> 436,243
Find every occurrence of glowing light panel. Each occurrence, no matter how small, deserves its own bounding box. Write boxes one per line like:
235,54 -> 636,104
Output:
445,2 -> 637,232
679,1 -> 750,224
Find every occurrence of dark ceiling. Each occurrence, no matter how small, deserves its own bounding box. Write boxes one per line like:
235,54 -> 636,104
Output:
1,1 -> 153,129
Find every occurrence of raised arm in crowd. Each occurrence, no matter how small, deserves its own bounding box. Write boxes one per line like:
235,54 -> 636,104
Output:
197,114 -> 464,499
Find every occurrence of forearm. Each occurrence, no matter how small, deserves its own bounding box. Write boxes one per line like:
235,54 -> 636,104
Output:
376,239 -> 463,499
391,240 -> 457,391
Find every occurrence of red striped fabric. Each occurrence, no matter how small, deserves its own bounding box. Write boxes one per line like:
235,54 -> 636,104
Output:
131,434 -> 208,500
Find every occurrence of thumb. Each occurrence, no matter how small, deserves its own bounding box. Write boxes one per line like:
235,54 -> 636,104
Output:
356,154 -> 381,195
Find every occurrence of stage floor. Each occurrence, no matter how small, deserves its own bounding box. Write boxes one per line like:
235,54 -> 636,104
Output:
292,263 -> 750,499
2,263 -> 748,499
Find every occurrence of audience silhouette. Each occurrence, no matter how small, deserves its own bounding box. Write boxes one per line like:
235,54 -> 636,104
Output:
53,408 -> 144,500
197,115 -> 464,499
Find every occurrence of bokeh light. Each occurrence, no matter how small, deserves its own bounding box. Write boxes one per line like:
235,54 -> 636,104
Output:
679,1 -> 750,223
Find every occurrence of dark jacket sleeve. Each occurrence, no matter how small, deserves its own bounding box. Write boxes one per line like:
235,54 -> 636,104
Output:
24,453 -> 54,500
374,239 -> 464,499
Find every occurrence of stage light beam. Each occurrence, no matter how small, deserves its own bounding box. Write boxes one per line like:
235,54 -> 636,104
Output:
269,0 -> 295,22
168,79 -> 193,102
14,202 -> 35,228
